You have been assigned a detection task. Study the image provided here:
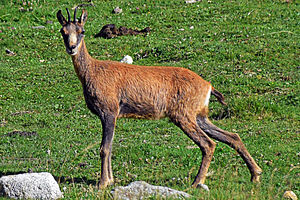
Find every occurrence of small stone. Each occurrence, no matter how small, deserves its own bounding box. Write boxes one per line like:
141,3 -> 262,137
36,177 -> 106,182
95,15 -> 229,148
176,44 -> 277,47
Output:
32,25 -> 45,29
283,191 -> 297,200
186,0 -> 202,3
120,55 -> 133,64
5,49 -> 15,56
19,7 -> 25,12
113,7 -> 122,14
197,183 -> 210,191
186,145 -> 198,149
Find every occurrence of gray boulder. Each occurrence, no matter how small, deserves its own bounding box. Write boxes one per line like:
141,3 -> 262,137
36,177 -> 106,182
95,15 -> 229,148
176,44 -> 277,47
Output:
0,172 -> 63,199
112,181 -> 191,200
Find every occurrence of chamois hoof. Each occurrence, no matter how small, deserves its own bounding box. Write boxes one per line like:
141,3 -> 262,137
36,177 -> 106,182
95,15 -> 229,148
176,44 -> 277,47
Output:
98,180 -> 114,189
197,183 -> 210,191
98,183 -> 107,189
251,170 -> 262,183
251,174 -> 261,183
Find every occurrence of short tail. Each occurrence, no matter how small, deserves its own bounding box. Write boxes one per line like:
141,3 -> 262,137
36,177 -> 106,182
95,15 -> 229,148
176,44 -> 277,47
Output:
211,87 -> 227,105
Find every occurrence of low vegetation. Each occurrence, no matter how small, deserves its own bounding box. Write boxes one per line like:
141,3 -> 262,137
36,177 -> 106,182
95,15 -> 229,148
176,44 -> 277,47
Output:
0,0 -> 299,199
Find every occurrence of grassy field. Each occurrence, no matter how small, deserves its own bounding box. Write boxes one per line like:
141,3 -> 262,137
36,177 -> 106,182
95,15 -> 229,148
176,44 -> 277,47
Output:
0,0 -> 299,199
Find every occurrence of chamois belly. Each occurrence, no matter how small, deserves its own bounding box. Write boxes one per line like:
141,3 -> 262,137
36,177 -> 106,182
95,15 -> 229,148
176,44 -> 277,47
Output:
118,101 -> 165,119
118,90 -> 168,120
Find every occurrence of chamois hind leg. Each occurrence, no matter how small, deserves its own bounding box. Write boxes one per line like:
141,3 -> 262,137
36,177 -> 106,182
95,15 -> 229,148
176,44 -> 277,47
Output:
196,116 -> 262,182
98,112 -> 116,188
173,116 -> 216,190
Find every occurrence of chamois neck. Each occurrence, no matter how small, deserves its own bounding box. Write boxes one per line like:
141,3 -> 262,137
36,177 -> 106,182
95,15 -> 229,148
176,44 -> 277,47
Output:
71,39 -> 92,82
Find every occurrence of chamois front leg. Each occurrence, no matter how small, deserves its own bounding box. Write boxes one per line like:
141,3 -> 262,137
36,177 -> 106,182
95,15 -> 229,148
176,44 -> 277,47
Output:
99,112 -> 116,188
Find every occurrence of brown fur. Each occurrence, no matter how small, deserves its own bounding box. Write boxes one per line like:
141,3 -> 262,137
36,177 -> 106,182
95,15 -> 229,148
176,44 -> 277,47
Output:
72,40 -> 211,121
57,8 -> 262,189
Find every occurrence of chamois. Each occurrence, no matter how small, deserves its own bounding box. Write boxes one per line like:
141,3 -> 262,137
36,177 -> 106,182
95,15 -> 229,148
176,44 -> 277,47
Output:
57,8 -> 262,190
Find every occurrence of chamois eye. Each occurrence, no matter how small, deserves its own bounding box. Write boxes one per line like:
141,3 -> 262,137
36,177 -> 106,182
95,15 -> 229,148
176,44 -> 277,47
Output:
81,30 -> 85,35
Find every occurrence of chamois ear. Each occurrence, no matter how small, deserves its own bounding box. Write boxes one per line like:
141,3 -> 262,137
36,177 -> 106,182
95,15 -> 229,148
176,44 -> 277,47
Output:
57,10 -> 67,26
79,10 -> 88,26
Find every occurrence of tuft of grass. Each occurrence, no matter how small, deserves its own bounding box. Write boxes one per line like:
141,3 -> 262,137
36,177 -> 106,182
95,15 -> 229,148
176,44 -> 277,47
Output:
0,0 -> 299,199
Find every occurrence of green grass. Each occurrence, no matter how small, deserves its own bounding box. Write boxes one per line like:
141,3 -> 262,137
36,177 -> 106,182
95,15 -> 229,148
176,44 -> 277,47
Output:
0,0 -> 299,199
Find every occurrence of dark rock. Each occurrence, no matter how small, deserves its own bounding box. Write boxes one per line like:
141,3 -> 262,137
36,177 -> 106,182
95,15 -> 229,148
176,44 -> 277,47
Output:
95,24 -> 150,39
4,131 -> 38,137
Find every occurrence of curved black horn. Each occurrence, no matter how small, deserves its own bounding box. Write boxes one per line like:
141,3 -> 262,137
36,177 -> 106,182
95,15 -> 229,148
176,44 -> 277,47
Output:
66,8 -> 71,22
74,7 -> 78,22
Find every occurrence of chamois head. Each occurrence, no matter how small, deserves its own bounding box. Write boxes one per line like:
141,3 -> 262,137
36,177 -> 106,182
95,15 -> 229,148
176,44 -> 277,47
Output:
57,8 -> 87,56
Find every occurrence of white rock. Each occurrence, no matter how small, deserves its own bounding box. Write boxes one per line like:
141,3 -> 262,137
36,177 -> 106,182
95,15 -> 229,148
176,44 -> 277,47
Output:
112,181 -> 191,200
283,191 -> 298,200
198,183 -> 210,191
0,172 -> 63,200
32,26 -> 45,29
113,7 -> 123,14
120,55 -> 133,64
186,0 -> 202,3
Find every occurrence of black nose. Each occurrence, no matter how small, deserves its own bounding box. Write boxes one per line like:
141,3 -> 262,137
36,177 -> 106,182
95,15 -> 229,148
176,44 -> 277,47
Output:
70,45 -> 76,49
